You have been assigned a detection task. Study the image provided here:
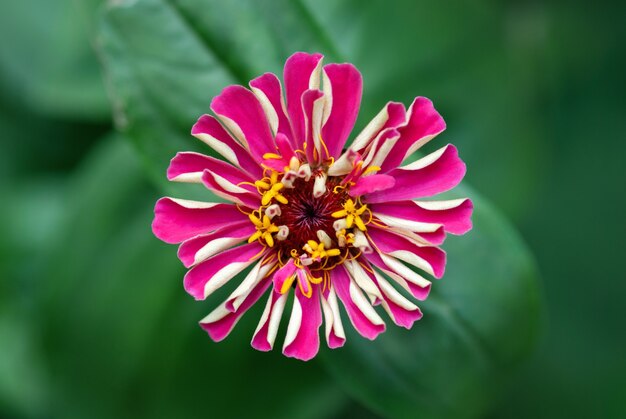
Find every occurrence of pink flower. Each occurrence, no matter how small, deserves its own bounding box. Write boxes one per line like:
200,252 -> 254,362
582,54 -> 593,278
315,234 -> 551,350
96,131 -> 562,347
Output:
152,52 -> 473,361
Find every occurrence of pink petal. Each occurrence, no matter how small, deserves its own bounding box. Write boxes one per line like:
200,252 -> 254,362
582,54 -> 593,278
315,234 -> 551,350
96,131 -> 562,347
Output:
349,174 -> 395,197
301,89 -> 325,164
364,251 -> 431,301
321,287 -> 346,348
249,72 -> 294,142
358,259 -> 423,329
327,331 -> 345,348
275,133 -> 295,161
413,226 -> 447,246
191,114 -> 262,178
272,259 -> 297,294
332,266 -> 386,340
183,242 -> 265,300
381,97 -> 446,172
321,63 -> 362,158
200,276 -> 272,342
260,158 -> 287,172
377,285 -> 423,329
365,144 -> 466,203
362,128 -> 401,169
296,269 -> 312,296
282,286 -> 322,361
368,226 -> 446,279
283,52 -> 323,147
371,198 -> 473,235
210,85 -> 276,162
370,209 -> 448,246
251,290 -> 289,351
168,152 -> 254,185
152,197 -> 246,244
350,102 -> 406,152
201,170 -> 260,209
177,222 -> 256,268
331,126 -> 400,178
260,133 -> 297,172
225,260 -> 276,313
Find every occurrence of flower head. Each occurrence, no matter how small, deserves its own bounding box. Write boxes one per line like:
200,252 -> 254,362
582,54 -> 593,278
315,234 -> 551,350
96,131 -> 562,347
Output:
152,52 -> 473,361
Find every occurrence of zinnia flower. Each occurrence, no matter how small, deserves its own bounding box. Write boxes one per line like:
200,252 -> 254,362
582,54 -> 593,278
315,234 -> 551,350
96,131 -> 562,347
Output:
152,52 -> 473,361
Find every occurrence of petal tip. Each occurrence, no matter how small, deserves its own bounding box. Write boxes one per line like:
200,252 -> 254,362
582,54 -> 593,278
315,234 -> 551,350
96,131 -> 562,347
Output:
251,339 -> 273,352
282,348 -> 318,362
199,321 -> 227,342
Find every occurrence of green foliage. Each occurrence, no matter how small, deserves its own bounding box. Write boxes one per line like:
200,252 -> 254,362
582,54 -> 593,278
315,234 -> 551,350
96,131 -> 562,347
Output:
0,0 -> 108,119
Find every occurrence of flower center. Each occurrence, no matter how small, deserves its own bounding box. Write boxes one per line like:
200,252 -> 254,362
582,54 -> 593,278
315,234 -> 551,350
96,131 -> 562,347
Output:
272,176 -> 345,257
246,161 -> 373,274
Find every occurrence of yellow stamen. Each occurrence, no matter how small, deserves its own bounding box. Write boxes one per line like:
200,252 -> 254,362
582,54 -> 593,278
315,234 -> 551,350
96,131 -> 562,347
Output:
331,209 -> 348,218
254,180 -> 270,190
275,194 -> 288,205
354,216 -> 367,231
254,170 -> 289,206
319,247 -> 355,272
299,279 -> 313,298
263,153 -> 282,160
248,210 -> 280,247
322,271 -> 330,292
319,136 -> 331,160
332,184 -> 347,194
326,248 -> 341,257
280,274 -> 296,294
260,181 -> 288,206
303,240 -> 341,261
262,253 -> 277,266
331,198 -> 369,231
249,213 -> 263,227
308,273 -> 323,284
362,165 -> 381,176
248,231 -> 262,243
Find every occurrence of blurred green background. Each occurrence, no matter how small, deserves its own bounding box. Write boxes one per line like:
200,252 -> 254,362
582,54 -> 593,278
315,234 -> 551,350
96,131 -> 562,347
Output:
1,0 -> 624,418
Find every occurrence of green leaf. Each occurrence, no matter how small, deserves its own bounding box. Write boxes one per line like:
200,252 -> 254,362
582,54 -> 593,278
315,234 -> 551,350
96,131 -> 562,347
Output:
97,0 -> 542,417
0,0 -> 109,119
0,178 -> 65,418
